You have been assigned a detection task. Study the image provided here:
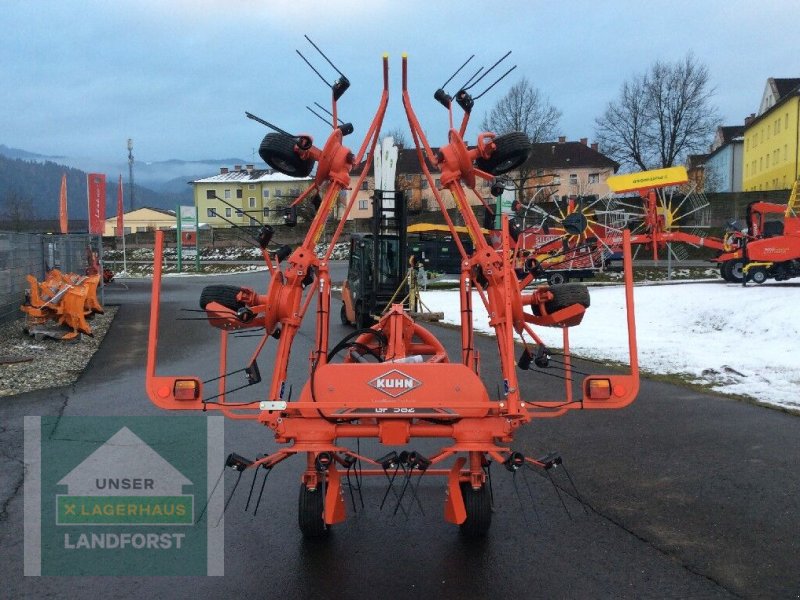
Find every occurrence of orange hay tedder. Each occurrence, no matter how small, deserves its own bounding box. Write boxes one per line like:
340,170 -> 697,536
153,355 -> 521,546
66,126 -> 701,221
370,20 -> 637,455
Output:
146,41 -> 640,538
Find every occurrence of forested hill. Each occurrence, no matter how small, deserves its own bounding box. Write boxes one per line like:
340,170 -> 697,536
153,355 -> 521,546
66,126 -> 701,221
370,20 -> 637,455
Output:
0,154 -> 190,219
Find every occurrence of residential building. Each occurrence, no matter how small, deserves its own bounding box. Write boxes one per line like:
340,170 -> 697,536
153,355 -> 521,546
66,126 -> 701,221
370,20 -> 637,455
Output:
686,153 -> 710,191
704,126 -> 745,192
519,137 -> 619,202
742,77 -> 800,191
192,165 -> 313,227
103,207 -> 175,236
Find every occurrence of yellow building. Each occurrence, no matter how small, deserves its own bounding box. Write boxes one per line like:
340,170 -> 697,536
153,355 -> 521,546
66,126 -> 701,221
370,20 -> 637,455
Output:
742,78 -> 800,191
192,165 -> 313,227
103,207 -> 176,236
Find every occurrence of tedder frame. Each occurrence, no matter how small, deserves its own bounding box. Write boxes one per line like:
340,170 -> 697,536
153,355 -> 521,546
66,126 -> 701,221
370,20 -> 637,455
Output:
146,48 -> 639,538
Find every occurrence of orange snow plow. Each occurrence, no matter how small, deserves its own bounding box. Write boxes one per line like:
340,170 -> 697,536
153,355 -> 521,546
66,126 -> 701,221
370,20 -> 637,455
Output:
20,270 -> 103,340
146,45 -> 639,538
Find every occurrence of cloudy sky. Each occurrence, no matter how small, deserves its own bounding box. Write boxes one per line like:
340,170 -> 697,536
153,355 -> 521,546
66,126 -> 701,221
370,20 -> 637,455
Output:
3,0 -> 798,166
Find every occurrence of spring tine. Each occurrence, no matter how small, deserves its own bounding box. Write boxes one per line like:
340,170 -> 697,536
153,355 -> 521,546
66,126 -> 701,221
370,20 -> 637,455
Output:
546,470 -> 572,521
511,471 -> 529,525
195,465 -> 226,524
296,49 -> 333,88
521,468 -> 543,526
441,54 -> 474,90
252,467 -> 272,516
304,34 -> 346,78
561,463 -> 589,516
345,469 -> 357,513
379,464 -> 400,510
216,469 -> 244,527
393,466 -> 413,516
244,467 -> 260,512
408,469 -> 426,518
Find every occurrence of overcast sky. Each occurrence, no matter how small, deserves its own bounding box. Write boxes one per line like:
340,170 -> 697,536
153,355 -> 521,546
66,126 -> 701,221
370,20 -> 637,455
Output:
3,0 -> 798,166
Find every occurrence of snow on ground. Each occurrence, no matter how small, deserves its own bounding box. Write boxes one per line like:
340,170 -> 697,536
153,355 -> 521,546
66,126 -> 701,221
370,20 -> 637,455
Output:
422,281 -> 800,411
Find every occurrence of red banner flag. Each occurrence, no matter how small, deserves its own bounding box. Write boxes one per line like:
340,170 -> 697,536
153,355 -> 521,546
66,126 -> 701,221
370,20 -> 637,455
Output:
87,173 -> 106,235
59,173 -> 68,234
117,175 -> 124,236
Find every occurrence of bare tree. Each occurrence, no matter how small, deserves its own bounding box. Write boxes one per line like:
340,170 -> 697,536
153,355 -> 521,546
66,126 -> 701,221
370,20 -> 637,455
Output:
481,77 -> 561,143
481,77 -> 562,202
595,53 -> 721,171
382,127 -> 408,149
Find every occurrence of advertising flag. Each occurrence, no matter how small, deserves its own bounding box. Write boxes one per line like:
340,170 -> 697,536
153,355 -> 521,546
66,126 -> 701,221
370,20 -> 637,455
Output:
117,175 -> 124,236
59,174 -> 68,234
87,173 -> 107,235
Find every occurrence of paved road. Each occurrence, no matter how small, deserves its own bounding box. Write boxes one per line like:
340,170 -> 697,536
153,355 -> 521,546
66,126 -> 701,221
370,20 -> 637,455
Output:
1,269 -> 798,598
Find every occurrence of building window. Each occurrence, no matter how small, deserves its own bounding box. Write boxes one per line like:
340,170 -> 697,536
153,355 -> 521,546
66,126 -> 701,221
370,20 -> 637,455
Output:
263,207 -> 270,218
263,189 -> 270,198
290,188 -> 300,196
236,189 -> 243,199
235,209 -> 243,217
588,173 -> 599,184
552,176 -> 561,185
249,197 -> 256,208
569,173 -> 578,185
361,181 -> 369,191
248,184 -> 255,190
136,227 -> 148,233
536,169 -> 544,177
224,189 -> 231,199
275,189 -> 282,197
784,145 -> 788,162
207,208 -> 216,217
206,190 -> 215,199
766,154 -> 770,168
250,218 -> 258,226
421,179 -> 428,189
358,199 -> 368,210
225,208 -> 232,218
435,178 -> 442,190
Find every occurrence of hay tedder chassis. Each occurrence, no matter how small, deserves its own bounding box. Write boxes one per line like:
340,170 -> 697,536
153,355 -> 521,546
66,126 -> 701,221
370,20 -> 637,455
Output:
146,46 -> 639,538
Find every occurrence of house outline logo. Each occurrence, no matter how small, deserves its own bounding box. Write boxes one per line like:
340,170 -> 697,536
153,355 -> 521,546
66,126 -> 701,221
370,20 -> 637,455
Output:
55,426 -> 194,526
367,369 -> 422,398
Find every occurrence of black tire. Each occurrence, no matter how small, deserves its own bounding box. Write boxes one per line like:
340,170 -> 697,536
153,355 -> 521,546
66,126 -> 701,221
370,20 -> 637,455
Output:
728,259 -> 745,283
199,285 -> 244,311
720,261 -> 733,282
259,133 -> 314,178
459,482 -> 491,538
750,267 -> 768,284
355,302 -> 373,329
532,283 -> 590,315
298,484 -> 329,539
547,272 -> 568,286
475,132 -> 532,175
340,303 -> 350,326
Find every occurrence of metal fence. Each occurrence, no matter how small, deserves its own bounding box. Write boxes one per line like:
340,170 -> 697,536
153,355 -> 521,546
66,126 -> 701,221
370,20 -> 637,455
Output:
0,232 -> 97,324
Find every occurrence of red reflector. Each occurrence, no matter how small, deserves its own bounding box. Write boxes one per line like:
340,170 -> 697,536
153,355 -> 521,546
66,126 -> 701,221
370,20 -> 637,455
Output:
587,379 -> 612,400
174,379 -> 199,400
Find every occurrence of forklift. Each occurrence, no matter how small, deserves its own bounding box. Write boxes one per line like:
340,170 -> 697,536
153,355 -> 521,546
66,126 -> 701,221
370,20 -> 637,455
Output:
341,189 -> 407,327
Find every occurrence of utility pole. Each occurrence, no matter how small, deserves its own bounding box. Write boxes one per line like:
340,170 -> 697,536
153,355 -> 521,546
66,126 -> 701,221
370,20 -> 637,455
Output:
127,138 -> 135,211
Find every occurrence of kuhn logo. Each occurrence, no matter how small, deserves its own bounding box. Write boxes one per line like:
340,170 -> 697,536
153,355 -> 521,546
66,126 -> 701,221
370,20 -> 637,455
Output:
368,369 -> 421,398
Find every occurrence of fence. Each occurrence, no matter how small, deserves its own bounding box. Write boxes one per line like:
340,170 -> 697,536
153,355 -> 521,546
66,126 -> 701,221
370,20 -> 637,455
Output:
0,232 -> 97,324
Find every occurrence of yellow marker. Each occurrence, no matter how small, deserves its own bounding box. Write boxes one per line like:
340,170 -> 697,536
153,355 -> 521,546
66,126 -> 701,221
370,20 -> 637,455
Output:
606,166 -> 688,193
402,52 -> 408,58
383,52 -> 389,59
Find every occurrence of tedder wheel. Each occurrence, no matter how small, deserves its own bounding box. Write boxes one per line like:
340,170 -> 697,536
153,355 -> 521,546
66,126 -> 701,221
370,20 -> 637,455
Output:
259,133 -> 314,178
298,484 -> 329,539
532,283 -> 590,315
475,132 -> 532,175
750,267 -> 768,285
340,303 -> 350,326
719,261 -> 732,282
728,259 -> 745,283
547,271 -> 568,286
199,285 -> 245,311
459,482 -> 492,538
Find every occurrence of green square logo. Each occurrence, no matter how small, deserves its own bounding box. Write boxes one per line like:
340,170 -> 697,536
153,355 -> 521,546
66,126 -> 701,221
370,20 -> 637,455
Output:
24,416 -> 224,576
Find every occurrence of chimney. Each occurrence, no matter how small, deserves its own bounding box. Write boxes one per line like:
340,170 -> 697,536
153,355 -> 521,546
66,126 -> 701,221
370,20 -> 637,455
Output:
234,164 -> 242,171
591,143 -> 598,151
245,164 -> 254,172
744,113 -> 756,126
220,167 -> 229,174
580,137 -> 588,145
558,136 -> 566,143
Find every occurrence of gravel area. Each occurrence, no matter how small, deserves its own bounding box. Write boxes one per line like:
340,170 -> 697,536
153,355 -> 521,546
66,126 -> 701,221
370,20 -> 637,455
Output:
0,307 -> 117,397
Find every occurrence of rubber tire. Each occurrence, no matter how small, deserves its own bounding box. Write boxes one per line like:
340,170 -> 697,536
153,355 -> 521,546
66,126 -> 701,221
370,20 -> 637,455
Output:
720,261 -> 733,282
340,303 -> 349,326
199,285 -> 245,311
475,132 -> 532,175
728,259 -> 745,284
298,484 -> 329,539
355,302 -> 373,329
547,272 -> 568,286
750,267 -> 768,285
459,482 -> 492,538
532,283 -> 590,316
259,133 -> 314,178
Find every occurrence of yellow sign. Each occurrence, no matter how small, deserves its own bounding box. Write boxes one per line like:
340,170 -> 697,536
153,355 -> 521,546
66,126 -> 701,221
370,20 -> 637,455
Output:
606,166 -> 688,193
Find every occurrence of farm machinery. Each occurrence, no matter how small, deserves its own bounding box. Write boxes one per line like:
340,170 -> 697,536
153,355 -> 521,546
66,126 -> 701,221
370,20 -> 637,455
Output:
146,44 -> 639,538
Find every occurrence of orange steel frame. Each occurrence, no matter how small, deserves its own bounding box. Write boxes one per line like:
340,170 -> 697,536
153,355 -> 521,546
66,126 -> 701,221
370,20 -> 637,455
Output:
146,54 -> 639,528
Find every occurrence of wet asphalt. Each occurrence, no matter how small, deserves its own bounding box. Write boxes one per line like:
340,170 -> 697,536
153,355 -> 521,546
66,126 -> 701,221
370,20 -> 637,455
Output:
1,265 -> 799,599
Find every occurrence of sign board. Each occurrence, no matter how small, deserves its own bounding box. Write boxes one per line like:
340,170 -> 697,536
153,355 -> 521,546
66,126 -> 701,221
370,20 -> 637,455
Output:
374,136 -> 399,207
179,206 -> 197,232
606,166 -> 688,194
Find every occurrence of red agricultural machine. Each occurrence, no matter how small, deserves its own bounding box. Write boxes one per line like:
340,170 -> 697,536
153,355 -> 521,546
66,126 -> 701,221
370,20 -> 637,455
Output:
146,43 -> 639,538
